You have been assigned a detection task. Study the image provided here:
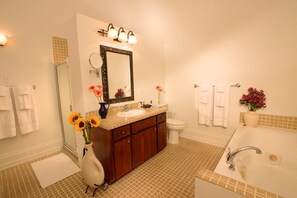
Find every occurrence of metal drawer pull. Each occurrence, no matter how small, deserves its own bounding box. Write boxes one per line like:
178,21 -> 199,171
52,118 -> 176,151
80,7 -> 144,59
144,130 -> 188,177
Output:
121,131 -> 125,135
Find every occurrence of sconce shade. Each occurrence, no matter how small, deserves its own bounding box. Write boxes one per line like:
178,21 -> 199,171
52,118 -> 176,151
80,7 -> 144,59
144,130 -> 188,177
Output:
118,27 -> 127,42
107,23 -> 118,39
0,34 -> 8,46
128,31 -> 137,44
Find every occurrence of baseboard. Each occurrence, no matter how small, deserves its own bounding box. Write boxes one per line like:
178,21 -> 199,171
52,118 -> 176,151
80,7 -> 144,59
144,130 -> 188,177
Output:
0,138 -> 63,171
180,127 -> 233,148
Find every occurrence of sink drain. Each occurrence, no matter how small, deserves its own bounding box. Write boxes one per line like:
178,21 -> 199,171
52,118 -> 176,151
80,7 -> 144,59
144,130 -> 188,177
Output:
268,154 -> 278,161
266,153 -> 281,165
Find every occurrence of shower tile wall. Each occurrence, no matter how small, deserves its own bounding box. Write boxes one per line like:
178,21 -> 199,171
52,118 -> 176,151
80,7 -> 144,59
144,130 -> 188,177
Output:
52,37 -> 68,64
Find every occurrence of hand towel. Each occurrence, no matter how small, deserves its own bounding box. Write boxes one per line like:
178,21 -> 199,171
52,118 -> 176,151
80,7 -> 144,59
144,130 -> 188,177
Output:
213,85 -> 230,127
13,85 -> 39,134
0,86 -> 16,139
198,85 -> 213,126
18,86 -> 33,109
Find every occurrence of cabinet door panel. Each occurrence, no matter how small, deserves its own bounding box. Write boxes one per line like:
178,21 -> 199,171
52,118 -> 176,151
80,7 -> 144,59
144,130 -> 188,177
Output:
114,137 -> 132,180
132,132 -> 145,168
157,122 -> 167,152
143,127 -> 157,161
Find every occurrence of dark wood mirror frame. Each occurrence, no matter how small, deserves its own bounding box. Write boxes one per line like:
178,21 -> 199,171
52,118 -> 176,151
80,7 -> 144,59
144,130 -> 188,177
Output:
100,45 -> 134,104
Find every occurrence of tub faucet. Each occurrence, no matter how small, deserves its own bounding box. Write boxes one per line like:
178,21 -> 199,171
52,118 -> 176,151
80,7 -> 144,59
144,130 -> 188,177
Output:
122,104 -> 129,112
226,146 -> 262,171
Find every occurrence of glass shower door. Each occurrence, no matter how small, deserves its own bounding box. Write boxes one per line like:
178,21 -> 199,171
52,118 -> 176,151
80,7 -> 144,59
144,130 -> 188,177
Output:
56,62 -> 76,154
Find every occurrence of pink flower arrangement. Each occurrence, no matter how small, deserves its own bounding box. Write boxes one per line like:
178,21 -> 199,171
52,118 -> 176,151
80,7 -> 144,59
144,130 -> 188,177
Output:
156,85 -> 165,105
89,85 -> 103,102
240,87 -> 266,112
156,85 -> 164,92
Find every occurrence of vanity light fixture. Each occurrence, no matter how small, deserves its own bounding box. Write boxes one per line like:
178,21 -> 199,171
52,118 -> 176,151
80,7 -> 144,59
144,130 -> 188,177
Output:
127,31 -> 137,44
98,23 -> 118,39
0,34 -> 8,46
117,27 -> 127,42
107,23 -> 117,39
98,23 -> 137,45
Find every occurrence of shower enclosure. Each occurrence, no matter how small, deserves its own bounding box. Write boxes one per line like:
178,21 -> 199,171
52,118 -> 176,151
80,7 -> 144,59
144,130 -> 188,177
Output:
55,62 -> 77,156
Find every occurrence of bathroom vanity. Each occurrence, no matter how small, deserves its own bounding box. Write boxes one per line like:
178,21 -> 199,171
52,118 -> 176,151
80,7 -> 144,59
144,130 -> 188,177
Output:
91,107 -> 167,184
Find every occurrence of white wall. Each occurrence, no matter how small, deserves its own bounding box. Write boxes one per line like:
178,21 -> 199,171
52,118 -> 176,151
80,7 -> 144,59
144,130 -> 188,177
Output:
0,0 -> 165,169
1,0 -> 296,168
74,13 -> 165,161
162,0 -> 297,147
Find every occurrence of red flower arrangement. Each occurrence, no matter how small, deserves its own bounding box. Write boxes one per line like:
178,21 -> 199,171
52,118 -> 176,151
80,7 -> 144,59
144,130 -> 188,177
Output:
240,87 -> 266,111
89,85 -> 103,102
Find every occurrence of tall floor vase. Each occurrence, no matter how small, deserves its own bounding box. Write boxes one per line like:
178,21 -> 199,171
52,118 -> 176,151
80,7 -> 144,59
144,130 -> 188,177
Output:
82,142 -> 107,196
244,111 -> 260,127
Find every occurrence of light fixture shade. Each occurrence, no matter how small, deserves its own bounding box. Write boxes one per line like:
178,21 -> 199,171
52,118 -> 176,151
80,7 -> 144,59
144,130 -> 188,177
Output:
107,23 -> 118,39
128,31 -> 137,44
108,28 -> 117,39
0,34 -> 8,46
118,27 -> 127,42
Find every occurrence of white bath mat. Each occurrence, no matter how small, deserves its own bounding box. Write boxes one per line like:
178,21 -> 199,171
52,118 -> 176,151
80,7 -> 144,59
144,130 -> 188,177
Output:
31,153 -> 80,189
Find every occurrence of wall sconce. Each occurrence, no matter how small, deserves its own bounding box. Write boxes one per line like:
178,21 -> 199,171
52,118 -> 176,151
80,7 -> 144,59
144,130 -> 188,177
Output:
98,23 -> 137,44
117,27 -> 127,42
127,31 -> 137,44
0,34 -> 8,46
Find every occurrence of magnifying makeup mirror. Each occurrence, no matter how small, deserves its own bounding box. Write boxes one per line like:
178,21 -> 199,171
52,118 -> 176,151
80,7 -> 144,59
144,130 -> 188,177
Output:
89,52 -> 102,77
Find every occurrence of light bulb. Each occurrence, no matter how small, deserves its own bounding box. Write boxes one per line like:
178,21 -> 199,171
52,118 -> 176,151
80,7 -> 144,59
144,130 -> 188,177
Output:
128,34 -> 137,44
108,28 -> 117,39
0,34 -> 8,46
118,31 -> 127,42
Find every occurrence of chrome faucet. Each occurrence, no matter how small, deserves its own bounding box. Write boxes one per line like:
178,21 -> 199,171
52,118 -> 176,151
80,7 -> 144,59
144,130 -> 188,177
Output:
122,104 -> 129,112
226,146 -> 262,171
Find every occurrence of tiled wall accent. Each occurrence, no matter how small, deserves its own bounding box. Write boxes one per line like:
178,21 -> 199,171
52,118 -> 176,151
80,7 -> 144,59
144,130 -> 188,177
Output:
196,168 -> 284,198
85,102 -> 139,118
52,37 -> 68,64
240,112 -> 297,130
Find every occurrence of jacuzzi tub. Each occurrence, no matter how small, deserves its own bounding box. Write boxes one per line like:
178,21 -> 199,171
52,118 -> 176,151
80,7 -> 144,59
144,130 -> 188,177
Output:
215,125 -> 297,198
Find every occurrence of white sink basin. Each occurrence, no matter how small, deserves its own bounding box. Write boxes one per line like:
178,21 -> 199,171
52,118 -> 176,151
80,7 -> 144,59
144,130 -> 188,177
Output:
116,109 -> 146,118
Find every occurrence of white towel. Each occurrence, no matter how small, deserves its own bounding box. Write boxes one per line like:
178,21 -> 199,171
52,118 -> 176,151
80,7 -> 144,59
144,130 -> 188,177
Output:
198,85 -> 213,126
13,85 -> 39,134
0,86 -> 16,139
213,85 -> 230,127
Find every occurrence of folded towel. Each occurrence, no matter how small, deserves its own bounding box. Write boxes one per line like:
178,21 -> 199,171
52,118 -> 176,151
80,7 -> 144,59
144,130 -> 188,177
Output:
18,86 -> 33,109
13,85 -> 39,134
0,86 -> 16,139
198,85 -> 213,126
213,85 -> 230,127
0,86 -> 11,110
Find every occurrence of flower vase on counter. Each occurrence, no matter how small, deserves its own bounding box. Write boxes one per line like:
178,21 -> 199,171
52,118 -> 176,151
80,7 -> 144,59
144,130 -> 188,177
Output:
98,102 -> 110,119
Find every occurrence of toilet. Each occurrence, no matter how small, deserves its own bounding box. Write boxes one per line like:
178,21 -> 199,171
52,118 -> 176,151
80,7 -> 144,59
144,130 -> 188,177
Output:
166,118 -> 186,144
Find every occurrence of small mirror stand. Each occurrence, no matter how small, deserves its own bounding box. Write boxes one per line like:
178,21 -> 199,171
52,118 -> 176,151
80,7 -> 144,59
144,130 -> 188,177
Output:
89,52 -> 102,78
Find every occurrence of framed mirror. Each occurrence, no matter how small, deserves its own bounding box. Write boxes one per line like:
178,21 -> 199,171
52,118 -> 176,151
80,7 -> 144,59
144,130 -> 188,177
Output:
100,45 -> 134,104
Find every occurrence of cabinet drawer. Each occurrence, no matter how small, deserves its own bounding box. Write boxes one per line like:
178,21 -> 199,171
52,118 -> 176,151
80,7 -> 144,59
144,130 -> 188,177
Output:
113,125 -> 131,141
157,113 -> 166,123
131,117 -> 156,134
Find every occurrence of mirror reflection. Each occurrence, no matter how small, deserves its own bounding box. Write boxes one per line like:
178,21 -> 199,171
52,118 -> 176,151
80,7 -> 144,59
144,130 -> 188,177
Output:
100,45 -> 134,104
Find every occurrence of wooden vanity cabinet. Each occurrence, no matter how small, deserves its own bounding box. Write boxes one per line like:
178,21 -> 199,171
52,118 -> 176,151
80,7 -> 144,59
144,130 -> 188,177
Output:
92,113 -> 166,184
157,113 -> 167,152
131,117 -> 157,168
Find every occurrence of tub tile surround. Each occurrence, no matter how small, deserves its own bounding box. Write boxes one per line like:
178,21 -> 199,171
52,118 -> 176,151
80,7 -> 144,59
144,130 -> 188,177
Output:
196,112 -> 296,198
196,168 -> 284,198
86,103 -> 168,130
240,112 -> 297,130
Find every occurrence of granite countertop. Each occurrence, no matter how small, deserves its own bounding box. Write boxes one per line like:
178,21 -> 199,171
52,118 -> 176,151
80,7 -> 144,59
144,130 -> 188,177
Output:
98,106 -> 168,130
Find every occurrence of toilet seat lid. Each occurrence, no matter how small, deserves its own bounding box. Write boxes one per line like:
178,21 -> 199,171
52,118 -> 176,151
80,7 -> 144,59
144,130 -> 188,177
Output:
167,118 -> 186,125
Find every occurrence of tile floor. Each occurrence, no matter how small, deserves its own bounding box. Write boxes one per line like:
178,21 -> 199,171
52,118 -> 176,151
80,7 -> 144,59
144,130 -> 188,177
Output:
0,138 -> 224,198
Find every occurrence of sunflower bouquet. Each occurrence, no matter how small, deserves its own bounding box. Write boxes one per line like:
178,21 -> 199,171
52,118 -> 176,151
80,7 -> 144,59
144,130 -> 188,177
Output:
68,112 -> 101,144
